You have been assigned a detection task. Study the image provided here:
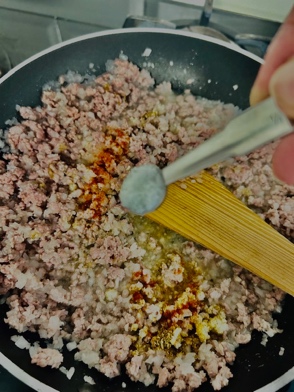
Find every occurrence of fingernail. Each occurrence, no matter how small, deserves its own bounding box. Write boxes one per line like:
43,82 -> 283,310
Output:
249,85 -> 269,106
269,58 -> 294,118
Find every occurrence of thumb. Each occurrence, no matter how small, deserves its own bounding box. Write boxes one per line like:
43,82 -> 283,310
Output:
272,133 -> 294,185
269,56 -> 294,119
270,57 -> 294,184
249,6 -> 294,106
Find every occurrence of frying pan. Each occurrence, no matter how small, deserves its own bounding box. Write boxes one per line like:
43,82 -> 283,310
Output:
0,28 -> 293,392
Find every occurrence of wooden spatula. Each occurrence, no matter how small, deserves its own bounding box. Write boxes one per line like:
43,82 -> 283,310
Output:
147,171 -> 294,296
120,98 -> 294,295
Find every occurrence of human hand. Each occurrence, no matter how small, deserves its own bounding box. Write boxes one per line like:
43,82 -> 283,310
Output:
250,6 -> 294,184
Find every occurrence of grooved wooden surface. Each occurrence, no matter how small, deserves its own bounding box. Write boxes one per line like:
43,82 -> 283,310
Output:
147,171 -> 294,296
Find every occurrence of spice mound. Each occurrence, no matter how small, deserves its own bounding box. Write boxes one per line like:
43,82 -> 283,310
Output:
0,58 -> 292,392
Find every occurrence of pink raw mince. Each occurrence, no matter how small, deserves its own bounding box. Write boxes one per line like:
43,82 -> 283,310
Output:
0,58 -> 292,391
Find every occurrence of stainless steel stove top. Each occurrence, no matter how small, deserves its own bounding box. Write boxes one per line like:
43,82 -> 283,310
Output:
123,3 -> 281,57
0,2 -> 281,77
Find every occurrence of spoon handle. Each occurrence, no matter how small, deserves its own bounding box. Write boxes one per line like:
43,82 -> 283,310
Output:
162,98 -> 292,186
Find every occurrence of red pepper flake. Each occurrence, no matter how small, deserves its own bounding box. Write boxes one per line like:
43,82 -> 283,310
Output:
131,265 -> 200,327
162,297 -> 199,326
78,128 -> 129,219
162,308 -> 184,324
132,292 -> 144,302
133,271 -> 142,280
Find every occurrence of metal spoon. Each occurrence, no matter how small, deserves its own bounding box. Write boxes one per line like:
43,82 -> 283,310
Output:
120,97 -> 293,215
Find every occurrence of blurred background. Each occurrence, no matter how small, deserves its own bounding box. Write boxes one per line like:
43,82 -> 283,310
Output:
0,0 -> 293,76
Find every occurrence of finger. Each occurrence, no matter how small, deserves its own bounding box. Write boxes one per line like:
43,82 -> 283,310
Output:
269,56 -> 294,119
272,133 -> 294,185
250,6 -> 294,106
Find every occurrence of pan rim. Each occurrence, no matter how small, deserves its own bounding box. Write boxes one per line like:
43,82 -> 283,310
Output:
0,26 -> 290,392
0,352 -> 58,392
0,350 -> 293,392
0,27 -> 263,86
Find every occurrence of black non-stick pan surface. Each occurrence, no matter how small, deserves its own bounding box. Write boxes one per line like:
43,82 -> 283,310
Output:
0,29 -> 293,392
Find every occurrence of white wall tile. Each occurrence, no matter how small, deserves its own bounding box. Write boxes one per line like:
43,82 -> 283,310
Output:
0,0 -> 144,27
169,0 -> 293,22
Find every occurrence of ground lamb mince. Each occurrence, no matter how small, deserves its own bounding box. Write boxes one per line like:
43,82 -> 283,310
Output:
0,58 -> 292,392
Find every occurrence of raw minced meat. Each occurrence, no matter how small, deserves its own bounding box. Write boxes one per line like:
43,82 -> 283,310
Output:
31,347 -> 63,369
0,58 -> 293,391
